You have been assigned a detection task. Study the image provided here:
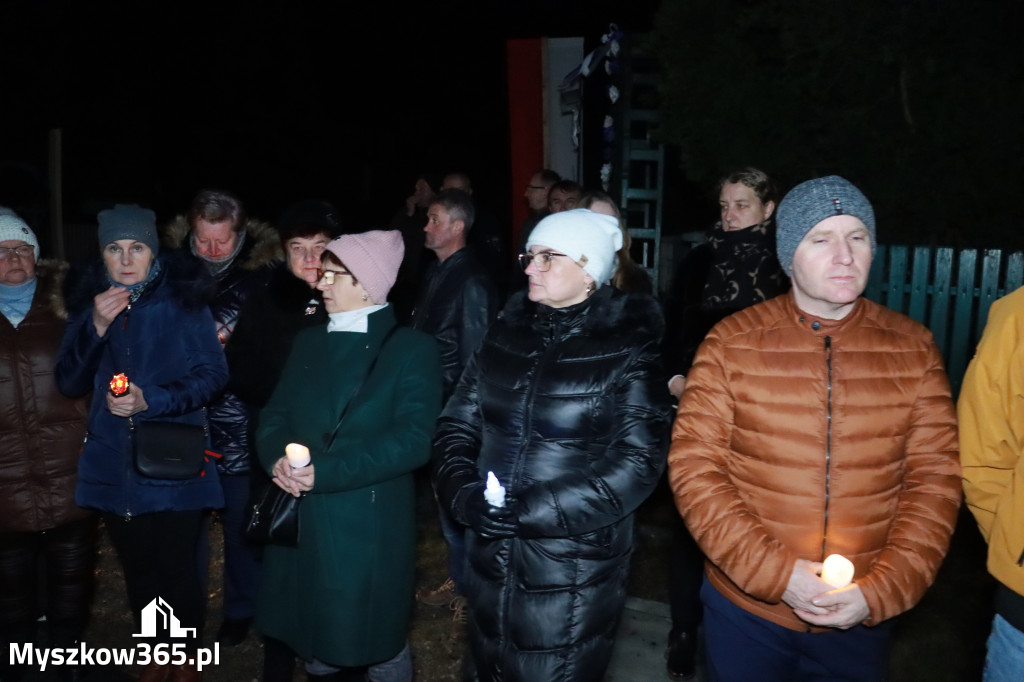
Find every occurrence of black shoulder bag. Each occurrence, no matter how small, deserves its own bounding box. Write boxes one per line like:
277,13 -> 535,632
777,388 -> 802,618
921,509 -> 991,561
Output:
244,326 -> 400,546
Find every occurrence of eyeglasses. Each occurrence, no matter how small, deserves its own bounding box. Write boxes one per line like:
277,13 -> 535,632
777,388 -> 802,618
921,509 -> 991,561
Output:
0,245 -> 33,260
525,185 -> 548,191
518,251 -> 568,272
316,269 -> 351,285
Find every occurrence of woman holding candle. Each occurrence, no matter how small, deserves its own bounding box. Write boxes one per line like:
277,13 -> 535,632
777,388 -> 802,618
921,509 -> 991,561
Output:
434,209 -> 672,681
255,230 -> 441,682
55,204 -> 228,682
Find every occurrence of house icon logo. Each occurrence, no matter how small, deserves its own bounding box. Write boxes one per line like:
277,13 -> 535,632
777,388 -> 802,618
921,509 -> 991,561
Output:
132,597 -> 197,638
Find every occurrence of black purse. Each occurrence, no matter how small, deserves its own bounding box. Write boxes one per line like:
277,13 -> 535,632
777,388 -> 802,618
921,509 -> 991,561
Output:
132,417 -> 207,480
244,326 -> 399,546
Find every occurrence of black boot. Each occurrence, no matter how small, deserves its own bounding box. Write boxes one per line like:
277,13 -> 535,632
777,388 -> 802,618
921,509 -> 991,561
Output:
665,628 -> 697,680
262,637 -> 296,682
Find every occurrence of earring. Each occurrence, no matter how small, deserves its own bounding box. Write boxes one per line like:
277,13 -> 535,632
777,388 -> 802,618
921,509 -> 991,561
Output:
585,282 -> 593,295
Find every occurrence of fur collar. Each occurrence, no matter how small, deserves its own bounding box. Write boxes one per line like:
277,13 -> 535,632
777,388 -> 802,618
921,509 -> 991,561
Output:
63,250 -> 217,316
500,286 -> 664,339
162,215 -> 282,271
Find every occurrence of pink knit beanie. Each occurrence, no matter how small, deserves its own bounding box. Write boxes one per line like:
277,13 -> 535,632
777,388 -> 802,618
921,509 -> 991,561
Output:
324,230 -> 405,305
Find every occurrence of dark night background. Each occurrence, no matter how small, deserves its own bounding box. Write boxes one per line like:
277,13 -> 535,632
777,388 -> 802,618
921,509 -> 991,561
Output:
1,0 -> 1020,255
0,1 -> 658,246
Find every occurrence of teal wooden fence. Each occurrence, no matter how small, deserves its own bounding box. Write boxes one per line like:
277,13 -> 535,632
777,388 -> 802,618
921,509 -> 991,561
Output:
864,245 -> 1024,396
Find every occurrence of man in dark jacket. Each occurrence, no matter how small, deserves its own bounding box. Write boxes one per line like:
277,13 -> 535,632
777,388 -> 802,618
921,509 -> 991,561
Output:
412,189 -> 499,619
164,189 -> 281,647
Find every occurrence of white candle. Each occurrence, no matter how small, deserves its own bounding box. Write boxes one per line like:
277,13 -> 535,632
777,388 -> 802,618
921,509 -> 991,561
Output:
285,443 -> 311,468
484,471 -> 506,508
820,554 -> 855,588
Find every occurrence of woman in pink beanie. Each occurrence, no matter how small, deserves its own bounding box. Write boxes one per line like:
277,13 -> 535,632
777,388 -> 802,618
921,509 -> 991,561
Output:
255,230 -> 442,682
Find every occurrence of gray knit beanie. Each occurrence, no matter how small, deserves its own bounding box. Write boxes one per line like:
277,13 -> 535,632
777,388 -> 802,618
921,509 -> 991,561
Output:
97,204 -> 160,256
775,176 -> 875,276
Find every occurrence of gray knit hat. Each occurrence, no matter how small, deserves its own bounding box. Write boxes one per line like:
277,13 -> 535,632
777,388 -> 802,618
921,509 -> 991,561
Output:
97,204 -> 160,256
776,176 -> 875,276
0,207 -> 39,261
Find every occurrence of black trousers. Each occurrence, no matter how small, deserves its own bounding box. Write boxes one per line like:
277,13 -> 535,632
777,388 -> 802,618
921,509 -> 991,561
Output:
668,513 -> 705,632
0,516 -> 98,677
103,510 -> 206,651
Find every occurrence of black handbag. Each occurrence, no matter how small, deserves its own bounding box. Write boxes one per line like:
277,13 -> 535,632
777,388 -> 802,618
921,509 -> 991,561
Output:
132,418 -> 207,480
244,326 -> 400,546
244,479 -> 301,546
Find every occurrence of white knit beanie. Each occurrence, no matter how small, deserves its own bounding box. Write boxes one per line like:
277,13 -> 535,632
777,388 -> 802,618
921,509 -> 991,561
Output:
526,209 -> 623,286
0,207 -> 40,261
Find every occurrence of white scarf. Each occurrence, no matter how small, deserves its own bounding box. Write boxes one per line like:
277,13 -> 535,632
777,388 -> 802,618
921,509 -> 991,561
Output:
327,303 -> 387,334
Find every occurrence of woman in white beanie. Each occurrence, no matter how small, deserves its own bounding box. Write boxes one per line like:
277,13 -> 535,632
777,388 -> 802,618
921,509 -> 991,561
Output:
435,209 -> 673,681
255,230 -> 442,682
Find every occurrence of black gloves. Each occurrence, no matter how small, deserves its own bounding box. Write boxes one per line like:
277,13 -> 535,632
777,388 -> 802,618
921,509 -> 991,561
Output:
458,482 -> 517,540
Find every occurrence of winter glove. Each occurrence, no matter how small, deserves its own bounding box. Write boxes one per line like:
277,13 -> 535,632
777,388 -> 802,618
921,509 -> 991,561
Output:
458,482 -> 518,540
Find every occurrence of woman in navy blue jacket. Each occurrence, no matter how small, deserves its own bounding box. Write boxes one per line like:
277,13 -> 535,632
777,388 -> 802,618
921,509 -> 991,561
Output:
56,205 -> 227,682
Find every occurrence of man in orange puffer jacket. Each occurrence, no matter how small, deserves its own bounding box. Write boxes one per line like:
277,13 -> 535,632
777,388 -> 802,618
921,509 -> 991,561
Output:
669,175 -> 961,682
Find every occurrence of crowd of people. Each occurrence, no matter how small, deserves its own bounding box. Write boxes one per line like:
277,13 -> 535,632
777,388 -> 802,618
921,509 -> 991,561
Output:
0,165 -> 1016,682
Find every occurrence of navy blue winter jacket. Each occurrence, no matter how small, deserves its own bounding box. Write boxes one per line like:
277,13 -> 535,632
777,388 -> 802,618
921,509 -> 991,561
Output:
55,254 -> 227,517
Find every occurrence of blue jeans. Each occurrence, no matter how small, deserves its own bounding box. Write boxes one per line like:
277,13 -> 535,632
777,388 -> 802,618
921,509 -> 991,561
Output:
985,614 -> 1024,682
702,579 -> 894,682
438,502 -> 467,593
219,474 -> 261,620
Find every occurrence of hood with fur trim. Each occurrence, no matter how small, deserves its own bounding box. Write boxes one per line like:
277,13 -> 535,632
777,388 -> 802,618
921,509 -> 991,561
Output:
161,215 -> 282,271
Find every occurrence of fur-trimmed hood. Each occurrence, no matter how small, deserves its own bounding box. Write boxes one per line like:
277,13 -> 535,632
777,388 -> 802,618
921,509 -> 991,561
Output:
162,215 -> 282,271
30,259 -> 72,321
62,250 -> 217,316
499,285 -> 665,341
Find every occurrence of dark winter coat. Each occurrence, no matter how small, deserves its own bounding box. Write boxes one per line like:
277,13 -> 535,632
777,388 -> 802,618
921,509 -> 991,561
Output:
411,247 -> 499,400
55,253 -> 227,517
163,217 -> 281,475
434,286 -> 672,681
255,306 -> 441,666
225,264 -> 327,411
0,261 -> 91,532
664,219 -> 788,376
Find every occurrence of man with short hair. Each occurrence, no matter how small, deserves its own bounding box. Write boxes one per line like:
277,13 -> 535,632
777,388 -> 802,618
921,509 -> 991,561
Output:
164,189 -> 281,647
547,179 -> 582,214
668,175 -> 961,681
959,285 -> 1024,681
441,171 -> 509,298
412,188 -> 499,619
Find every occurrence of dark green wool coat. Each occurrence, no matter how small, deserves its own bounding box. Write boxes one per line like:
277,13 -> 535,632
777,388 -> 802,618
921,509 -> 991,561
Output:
255,306 -> 441,666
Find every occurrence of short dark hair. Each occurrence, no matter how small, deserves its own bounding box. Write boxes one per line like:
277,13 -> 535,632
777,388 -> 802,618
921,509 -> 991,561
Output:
277,200 -> 342,246
187,189 -> 245,231
550,179 -> 582,198
718,167 -> 776,205
533,169 -> 561,187
431,189 -> 476,233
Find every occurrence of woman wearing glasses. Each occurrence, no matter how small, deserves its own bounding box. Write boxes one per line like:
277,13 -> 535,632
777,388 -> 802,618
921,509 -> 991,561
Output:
435,209 -> 672,681
255,230 -> 441,682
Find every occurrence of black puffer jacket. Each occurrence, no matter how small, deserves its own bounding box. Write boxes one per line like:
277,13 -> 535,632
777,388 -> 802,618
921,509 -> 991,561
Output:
435,286 -> 672,681
163,218 -> 281,475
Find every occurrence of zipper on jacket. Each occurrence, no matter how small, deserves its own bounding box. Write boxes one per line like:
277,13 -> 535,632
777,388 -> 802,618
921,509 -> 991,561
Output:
820,336 -> 833,559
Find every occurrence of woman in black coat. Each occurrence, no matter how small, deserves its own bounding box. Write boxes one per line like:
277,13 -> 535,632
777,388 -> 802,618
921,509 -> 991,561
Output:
435,209 -> 672,681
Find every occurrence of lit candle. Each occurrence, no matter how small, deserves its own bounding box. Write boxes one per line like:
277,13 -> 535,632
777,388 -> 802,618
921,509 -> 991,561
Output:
484,471 -> 506,508
285,443 -> 311,468
820,554 -> 855,588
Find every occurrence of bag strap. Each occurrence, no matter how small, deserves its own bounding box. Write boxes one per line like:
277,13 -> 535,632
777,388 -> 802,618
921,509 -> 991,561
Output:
323,324 -> 401,450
